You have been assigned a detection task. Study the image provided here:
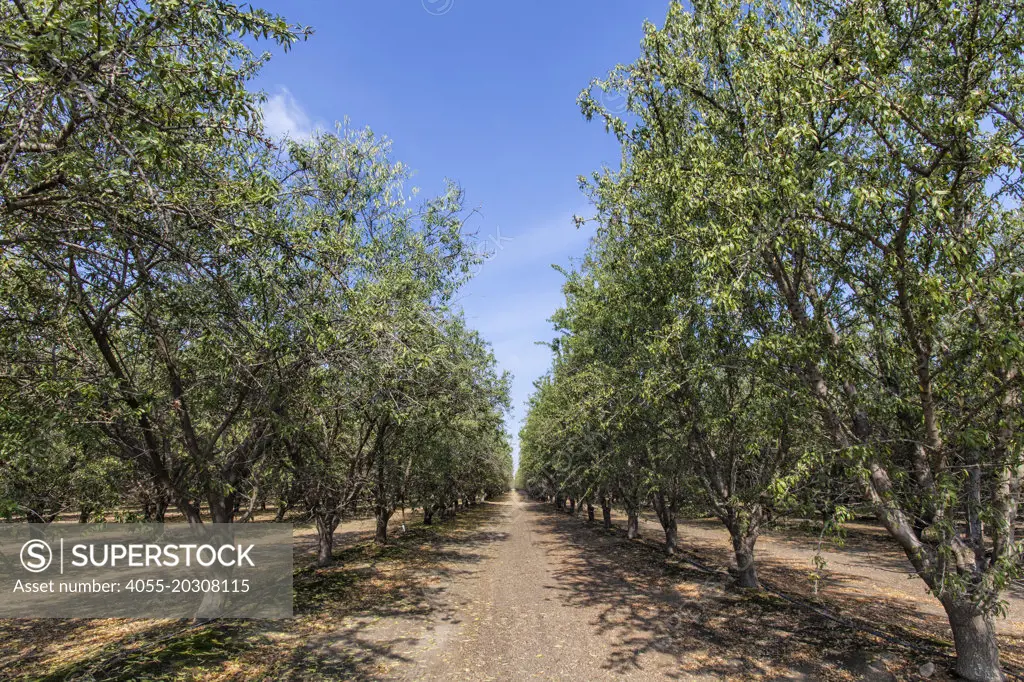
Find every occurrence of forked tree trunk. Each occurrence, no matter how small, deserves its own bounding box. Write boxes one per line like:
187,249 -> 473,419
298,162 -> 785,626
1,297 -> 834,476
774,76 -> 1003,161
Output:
601,498 -> 612,529
587,502 -> 595,522
627,509 -> 639,539
731,529 -> 759,589
942,597 -> 1005,681
315,513 -> 340,567
652,493 -> 678,555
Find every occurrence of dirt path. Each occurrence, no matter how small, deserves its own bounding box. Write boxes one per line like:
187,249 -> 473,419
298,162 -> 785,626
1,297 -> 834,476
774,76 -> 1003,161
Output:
389,492 -> 687,680
9,493 -> 1021,679
376,493 -> 1024,681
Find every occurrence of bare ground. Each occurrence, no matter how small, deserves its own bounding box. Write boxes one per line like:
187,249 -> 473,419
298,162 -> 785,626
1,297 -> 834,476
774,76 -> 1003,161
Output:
2,493 -> 1023,680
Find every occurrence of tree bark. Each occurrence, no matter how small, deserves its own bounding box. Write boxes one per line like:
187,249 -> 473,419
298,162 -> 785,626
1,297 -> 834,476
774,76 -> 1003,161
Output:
155,497 -> 168,523
178,498 -> 203,525
208,493 -> 232,524
568,497 -> 576,515
423,507 -> 434,525
374,507 -> 391,545
587,502 -> 595,522
652,492 -> 678,555
315,514 -> 340,567
627,509 -> 639,539
602,498 -> 612,529
731,529 -> 759,589
942,597 -> 1005,681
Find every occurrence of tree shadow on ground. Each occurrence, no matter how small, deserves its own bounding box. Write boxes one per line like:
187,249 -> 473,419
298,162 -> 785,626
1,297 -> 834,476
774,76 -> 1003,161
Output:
530,500 -> 972,681
639,509 -> 1024,667
1,501 -> 509,681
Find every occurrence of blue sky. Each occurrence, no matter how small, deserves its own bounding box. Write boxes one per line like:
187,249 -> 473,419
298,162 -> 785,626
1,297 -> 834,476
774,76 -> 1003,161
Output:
252,1 -> 671,466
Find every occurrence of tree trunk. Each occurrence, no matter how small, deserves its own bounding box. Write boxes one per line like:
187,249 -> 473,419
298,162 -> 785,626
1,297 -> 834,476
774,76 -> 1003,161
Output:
315,514 -> 340,567
424,507 -> 434,525
942,597 -> 1005,681
731,529 -> 759,589
602,498 -> 612,529
568,498 -> 576,515
274,501 -> 290,523
194,586 -> 229,621
208,492 -> 233,524
375,507 -> 391,545
178,499 -> 203,525
237,487 -> 261,523
652,492 -> 678,555
662,516 -> 678,555
627,509 -> 639,539
587,503 -> 595,523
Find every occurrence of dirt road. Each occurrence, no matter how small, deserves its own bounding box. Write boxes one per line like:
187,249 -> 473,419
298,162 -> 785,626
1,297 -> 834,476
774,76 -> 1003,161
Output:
10,492 -> 1022,679
372,492 -> 1024,681
396,492 -> 692,680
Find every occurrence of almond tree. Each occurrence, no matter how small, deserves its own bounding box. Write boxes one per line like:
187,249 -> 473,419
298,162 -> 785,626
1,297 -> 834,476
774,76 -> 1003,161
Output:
0,0 -> 305,523
582,1 -> 1024,677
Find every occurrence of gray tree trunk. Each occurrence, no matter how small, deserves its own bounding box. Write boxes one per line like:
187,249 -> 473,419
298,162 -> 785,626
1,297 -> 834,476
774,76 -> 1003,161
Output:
315,514 -> 339,567
375,508 -> 391,545
942,597 -> 1005,681
627,509 -> 639,539
731,530 -> 759,589
652,493 -> 678,555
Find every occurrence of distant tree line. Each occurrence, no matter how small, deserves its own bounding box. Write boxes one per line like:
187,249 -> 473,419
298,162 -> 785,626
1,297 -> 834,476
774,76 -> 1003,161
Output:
0,0 -> 512,568
518,1 -> 1024,680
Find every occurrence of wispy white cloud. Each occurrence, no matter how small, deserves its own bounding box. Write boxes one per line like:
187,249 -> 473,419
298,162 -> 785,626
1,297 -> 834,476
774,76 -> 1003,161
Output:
261,87 -> 319,141
458,210 -> 597,470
